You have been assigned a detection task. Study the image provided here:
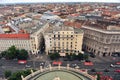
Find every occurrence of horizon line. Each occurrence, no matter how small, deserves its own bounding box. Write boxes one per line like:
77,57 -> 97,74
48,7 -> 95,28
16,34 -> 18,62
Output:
0,1 -> 120,5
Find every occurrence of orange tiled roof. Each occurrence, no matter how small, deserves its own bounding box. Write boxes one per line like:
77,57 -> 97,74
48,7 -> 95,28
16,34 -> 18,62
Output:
64,21 -> 83,28
0,21 -> 6,25
0,33 -> 30,39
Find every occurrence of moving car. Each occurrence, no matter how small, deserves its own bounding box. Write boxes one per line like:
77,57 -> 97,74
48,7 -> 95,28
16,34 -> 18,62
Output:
110,64 -> 120,67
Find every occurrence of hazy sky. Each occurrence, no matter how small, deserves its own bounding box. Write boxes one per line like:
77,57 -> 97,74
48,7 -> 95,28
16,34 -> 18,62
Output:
0,0 -> 120,4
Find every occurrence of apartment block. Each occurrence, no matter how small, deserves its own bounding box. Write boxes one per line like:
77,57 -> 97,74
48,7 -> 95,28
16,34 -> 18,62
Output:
82,25 -> 120,56
44,26 -> 84,56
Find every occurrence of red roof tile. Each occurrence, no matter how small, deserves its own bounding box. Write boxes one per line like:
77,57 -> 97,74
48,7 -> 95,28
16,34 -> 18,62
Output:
0,33 -> 30,39
64,21 -> 82,28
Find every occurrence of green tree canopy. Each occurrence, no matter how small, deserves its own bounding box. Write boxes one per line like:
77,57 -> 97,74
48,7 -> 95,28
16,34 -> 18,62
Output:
97,74 -> 101,80
17,49 -> 28,60
8,69 -> 35,80
49,52 -> 60,60
4,46 -> 17,59
77,53 -> 84,60
0,46 -> 29,60
4,70 -> 12,78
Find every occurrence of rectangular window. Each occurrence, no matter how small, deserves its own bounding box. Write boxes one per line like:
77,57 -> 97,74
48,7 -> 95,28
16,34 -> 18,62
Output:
58,35 -> 60,38
67,42 -> 68,44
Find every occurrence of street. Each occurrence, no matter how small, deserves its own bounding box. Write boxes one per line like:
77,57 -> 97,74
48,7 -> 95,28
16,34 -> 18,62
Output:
0,54 -> 120,80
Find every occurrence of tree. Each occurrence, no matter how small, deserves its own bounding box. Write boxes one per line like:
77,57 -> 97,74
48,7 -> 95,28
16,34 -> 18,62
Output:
0,53 -> 2,59
23,69 -> 31,77
69,53 -> 73,60
4,70 -> 12,78
5,46 -> 17,59
97,74 -> 101,80
77,53 -> 84,60
8,71 -> 23,80
1,51 -> 7,58
83,54 -> 89,60
49,52 -> 60,60
66,53 -> 70,60
5,51 -> 15,59
17,49 -> 28,60
72,53 -> 77,60
8,69 -> 35,80
1,46 -> 29,60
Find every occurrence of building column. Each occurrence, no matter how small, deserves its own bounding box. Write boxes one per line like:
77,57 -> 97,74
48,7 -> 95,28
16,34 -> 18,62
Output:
31,69 -> 34,76
58,64 -> 61,70
67,64 -> 70,70
40,66 -> 43,72
49,64 -> 52,71
21,75 -> 26,80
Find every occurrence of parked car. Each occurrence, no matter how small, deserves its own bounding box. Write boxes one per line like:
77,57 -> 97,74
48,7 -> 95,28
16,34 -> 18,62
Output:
25,65 -> 31,68
111,53 -> 120,57
110,64 -> 120,67
116,62 -> 120,65
40,62 -> 44,66
114,69 -> 120,73
91,69 -> 96,72
104,69 -> 109,72
90,54 -> 96,58
72,63 -> 77,67
96,72 -> 103,75
85,60 -> 91,62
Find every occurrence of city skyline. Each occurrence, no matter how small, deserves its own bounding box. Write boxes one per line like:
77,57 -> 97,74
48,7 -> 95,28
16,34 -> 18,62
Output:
0,0 -> 120,4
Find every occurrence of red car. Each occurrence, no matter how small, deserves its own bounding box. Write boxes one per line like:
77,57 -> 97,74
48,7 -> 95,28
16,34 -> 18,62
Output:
116,62 -> 120,65
84,62 -> 93,66
18,60 -> 27,64
96,72 -> 103,75
52,61 -> 62,65
114,69 -> 120,72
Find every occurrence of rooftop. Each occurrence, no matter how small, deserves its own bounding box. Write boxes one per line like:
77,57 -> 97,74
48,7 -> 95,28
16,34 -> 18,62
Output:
45,22 -> 83,34
45,24 -> 74,33
20,20 -> 48,34
0,33 -> 30,39
84,20 -> 120,31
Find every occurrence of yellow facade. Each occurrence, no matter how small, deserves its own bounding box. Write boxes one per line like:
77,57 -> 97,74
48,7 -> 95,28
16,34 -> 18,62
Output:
45,28 -> 84,56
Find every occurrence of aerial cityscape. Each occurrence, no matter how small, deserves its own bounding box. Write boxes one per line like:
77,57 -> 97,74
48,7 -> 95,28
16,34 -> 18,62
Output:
0,1 -> 120,80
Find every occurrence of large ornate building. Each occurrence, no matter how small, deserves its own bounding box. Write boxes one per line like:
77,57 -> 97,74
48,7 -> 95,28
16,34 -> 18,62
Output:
82,21 -> 120,56
0,18 -> 49,54
44,25 -> 84,56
